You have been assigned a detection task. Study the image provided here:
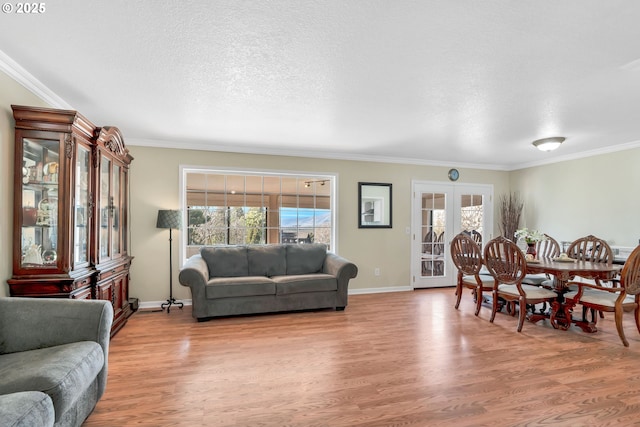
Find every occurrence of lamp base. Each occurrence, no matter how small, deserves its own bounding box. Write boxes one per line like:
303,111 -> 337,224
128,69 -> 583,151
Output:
161,297 -> 184,313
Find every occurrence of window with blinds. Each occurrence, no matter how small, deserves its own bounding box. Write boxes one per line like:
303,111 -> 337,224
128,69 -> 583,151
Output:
182,168 -> 335,258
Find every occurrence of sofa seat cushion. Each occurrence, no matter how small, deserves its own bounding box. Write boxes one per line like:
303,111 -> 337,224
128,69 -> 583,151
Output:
201,246 -> 249,278
205,276 -> 276,299
0,341 -> 104,422
272,274 -> 337,295
0,391 -> 54,427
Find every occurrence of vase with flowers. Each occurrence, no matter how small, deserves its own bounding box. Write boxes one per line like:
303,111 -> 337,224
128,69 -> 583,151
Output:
514,228 -> 547,259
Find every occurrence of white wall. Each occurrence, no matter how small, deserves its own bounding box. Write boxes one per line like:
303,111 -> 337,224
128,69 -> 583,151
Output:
127,145 -> 508,304
510,149 -> 640,248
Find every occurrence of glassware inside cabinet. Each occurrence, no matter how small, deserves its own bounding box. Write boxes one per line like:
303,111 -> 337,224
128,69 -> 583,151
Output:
21,137 -> 60,268
74,146 -> 90,265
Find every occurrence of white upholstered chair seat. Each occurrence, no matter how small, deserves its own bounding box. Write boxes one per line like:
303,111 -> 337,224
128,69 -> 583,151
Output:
463,274 -> 495,285
564,290 -> 635,307
497,283 -> 557,299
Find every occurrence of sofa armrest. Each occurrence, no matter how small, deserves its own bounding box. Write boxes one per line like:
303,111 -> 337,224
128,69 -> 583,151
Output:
0,297 -> 113,354
179,254 -> 210,319
178,254 -> 209,289
0,297 -> 113,399
323,253 -> 358,308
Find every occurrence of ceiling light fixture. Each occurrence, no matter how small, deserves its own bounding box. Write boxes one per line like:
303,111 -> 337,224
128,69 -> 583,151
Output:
532,136 -> 565,152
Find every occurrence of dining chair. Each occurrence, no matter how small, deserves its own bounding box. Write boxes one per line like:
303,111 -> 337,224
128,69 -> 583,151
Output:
471,230 -> 482,245
483,236 -> 557,332
423,230 -> 435,251
566,234 -> 613,264
564,244 -> 640,347
451,233 -> 494,315
422,230 -> 436,275
523,233 -> 561,286
566,235 -> 615,320
536,234 -> 561,259
434,231 -> 445,275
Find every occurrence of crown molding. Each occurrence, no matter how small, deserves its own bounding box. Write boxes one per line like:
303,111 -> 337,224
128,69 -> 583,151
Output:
130,136 -> 640,172
0,49 -> 72,110
127,137 -> 510,171
510,140 -> 640,170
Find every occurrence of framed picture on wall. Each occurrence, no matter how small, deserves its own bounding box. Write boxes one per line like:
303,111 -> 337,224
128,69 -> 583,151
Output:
358,182 -> 392,228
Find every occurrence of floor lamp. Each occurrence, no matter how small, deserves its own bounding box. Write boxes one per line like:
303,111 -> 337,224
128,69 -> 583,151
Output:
157,209 -> 184,313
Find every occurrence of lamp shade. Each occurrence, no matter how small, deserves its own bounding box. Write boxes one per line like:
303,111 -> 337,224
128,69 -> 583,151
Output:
156,209 -> 181,229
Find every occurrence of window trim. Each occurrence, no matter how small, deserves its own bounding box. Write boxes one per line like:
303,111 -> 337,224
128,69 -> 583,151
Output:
178,165 -> 338,266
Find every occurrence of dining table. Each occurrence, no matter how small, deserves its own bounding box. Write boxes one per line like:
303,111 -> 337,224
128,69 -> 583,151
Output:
525,258 -> 623,331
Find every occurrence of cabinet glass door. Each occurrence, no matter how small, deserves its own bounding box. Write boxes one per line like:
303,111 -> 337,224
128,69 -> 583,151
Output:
99,156 -> 111,259
74,146 -> 90,265
21,137 -> 60,269
112,164 -> 121,255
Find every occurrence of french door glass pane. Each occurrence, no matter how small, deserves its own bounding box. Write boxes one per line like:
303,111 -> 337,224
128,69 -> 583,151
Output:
421,193 -> 446,278
460,194 -> 484,246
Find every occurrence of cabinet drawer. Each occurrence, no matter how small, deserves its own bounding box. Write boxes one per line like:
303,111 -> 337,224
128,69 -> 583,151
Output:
71,286 -> 92,300
96,263 -> 128,281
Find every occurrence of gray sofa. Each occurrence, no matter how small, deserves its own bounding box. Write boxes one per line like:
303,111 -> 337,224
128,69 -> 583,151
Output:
0,298 -> 113,427
179,243 -> 358,321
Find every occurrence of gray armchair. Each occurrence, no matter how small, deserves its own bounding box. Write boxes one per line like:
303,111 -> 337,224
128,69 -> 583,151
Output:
0,297 -> 113,427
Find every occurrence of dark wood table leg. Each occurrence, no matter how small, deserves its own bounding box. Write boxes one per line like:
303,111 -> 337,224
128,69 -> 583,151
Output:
571,319 -> 598,333
549,301 -> 571,330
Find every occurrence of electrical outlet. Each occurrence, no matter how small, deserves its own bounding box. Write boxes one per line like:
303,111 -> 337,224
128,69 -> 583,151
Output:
374,268 -> 380,276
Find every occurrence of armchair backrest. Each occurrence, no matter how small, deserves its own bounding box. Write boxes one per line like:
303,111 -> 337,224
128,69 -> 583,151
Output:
621,244 -> 640,296
567,235 -> 612,263
483,236 -> 526,285
450,232 -> 483,276
536,234 -> 561,259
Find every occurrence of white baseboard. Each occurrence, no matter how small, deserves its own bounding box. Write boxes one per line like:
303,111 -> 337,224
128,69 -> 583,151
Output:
349,286 -> 413,295
135,287 -> 414,309
138,299 -> 193,310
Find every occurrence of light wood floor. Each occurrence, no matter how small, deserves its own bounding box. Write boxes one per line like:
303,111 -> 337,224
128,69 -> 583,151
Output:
84,289 -> 640,426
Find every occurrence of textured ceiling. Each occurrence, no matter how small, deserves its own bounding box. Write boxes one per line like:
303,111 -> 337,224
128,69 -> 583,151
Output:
1,0 -> 640,170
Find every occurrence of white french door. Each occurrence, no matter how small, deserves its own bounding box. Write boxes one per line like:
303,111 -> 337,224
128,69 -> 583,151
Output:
411,181 -> 493,288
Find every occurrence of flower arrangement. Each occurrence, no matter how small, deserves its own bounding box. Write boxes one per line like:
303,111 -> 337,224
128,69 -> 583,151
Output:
514,228 -> 547,244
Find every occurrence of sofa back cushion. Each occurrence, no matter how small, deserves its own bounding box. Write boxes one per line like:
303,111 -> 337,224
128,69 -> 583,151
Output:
286,243 -> 327,275
248,245 -> 286,277
201,246 -> 249,278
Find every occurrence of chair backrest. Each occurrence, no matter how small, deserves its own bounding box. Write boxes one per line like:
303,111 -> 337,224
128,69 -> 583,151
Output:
450,233 -> 483,276
483,236 -> 526,285
566,235 -> 612,263
423,230 -> 435,254
435,231 -> 445,255
536,234 -> 561,259
471,230 -> 482,245
621,244 -> 640,296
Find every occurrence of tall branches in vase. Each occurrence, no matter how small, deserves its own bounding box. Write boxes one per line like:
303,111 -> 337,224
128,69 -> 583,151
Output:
499,192 -> 523,242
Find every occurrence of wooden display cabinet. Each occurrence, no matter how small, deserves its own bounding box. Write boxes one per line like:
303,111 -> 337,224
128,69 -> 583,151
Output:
9,105 -> 133,336
93,126 -> 133,335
